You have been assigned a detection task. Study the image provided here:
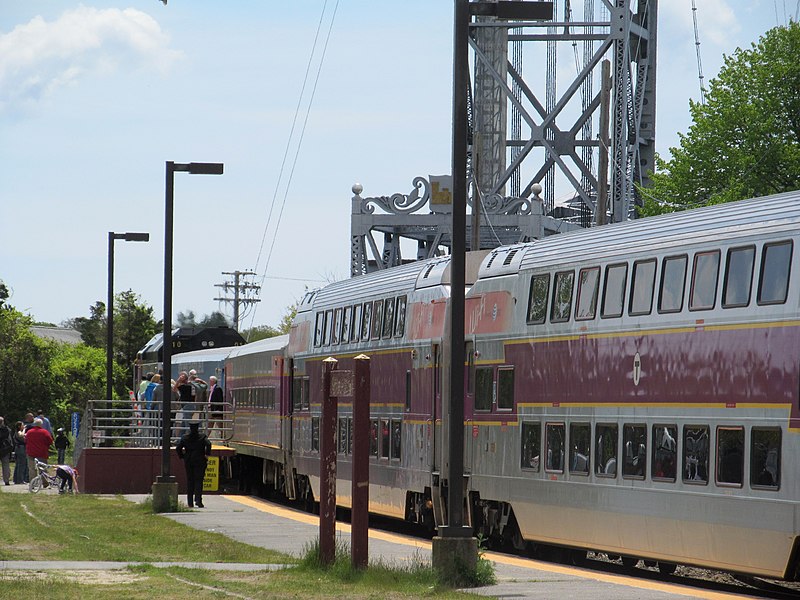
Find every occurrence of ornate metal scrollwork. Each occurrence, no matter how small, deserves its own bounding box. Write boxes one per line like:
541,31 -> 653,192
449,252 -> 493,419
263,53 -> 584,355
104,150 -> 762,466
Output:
478,192 -> 533,215
361,176 -> 431,215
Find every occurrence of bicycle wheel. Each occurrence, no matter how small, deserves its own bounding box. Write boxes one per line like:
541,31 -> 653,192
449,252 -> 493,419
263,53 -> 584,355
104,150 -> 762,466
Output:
29,476 -> 42,493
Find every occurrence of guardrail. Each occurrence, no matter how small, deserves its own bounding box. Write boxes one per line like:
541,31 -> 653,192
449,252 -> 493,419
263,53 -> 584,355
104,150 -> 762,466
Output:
84,398 -> 234,448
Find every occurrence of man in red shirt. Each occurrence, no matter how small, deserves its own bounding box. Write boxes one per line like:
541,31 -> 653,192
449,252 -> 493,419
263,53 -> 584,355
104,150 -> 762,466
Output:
25,418 -> 53,480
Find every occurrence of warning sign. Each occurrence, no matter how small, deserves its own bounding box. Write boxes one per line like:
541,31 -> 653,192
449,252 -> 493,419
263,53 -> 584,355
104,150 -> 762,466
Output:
203,456 -> 219,492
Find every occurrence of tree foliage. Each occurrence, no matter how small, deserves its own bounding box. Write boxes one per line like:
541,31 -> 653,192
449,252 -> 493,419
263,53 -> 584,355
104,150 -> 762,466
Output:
641,22 -> 800,215
176,309 -> 231,328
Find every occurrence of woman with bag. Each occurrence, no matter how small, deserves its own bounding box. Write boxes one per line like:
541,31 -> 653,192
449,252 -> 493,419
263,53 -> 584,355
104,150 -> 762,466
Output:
12,421 -> 28,484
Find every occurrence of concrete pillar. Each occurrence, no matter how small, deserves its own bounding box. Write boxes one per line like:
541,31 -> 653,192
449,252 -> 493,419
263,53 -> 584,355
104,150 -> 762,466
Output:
432,535 -> 479,584
151,481 -> 178,513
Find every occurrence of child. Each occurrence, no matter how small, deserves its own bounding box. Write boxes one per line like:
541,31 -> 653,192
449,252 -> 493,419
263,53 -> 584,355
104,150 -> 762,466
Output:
55,464 -> 78,494
54,428 -> 70,464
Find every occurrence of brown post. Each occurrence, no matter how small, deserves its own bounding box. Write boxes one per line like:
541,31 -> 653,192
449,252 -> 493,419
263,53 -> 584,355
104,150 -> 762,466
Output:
351,354 -> 371,569
320,357 -> 338,566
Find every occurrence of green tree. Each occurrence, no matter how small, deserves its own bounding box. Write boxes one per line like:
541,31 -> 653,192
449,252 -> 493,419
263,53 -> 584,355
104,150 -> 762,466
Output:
641,22 -> 800,215
241,324 -> 282,342
48,343 -> 109,428
66,301 -> 106,347
113,290 -> 160,372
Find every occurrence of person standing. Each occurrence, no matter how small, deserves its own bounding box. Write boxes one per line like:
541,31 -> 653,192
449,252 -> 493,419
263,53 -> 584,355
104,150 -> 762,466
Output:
12,422 -> 28,484
54,428 -> 70,464
25,418 -> 54,479
208,375 -> 224,437
0,417 -> 12,485
175,422 -> 211,508
36,410 -> 52,435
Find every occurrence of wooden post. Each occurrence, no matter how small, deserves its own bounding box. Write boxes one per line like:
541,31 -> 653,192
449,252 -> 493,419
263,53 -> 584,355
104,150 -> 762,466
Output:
320,357 -> 338,566
351,354 -> 371,569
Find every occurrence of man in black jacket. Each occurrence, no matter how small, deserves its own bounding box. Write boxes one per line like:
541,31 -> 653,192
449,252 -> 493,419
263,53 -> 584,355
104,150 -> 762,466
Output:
208,375 -> 224,436
175,422 -> 211,508
0,417 -> 12,485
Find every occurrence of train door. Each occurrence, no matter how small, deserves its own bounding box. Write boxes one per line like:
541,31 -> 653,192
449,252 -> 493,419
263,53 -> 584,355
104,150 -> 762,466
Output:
431,344 -> 441,471
464,340 -> 474,473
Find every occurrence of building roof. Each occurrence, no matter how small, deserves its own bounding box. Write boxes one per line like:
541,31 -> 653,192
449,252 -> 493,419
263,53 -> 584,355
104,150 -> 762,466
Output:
30,326 -> 83,345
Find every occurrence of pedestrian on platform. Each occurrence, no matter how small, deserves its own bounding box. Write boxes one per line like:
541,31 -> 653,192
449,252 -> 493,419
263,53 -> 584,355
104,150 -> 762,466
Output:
36,410 -> 52,435
175,422 -> 211,508
13,422 -> 28,484
54,428 -> 70,464
25,418 -> 53,479
22,413 -> 34,432
208,375 -> 225,437
0,417 -> 12,485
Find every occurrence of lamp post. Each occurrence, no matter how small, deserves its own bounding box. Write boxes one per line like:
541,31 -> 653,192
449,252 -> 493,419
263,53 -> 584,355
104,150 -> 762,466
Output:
107,232 -> 150,404
157,162 -> 223,494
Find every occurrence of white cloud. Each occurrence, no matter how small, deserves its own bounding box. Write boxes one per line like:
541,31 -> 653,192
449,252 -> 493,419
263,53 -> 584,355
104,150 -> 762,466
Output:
0,5 -> 181,113
659,0 -> 740,47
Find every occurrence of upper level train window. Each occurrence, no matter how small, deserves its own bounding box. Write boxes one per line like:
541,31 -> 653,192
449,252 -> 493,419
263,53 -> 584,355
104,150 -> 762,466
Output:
382,297 -> 396,338
475,367 -> 493,411
550,271 -> 575,323
595,423 -> 617,477
391,419 -> 402,461
575,267 -> 600,320
601,264 -> 627,318
716,426 -> 744,487
331,308 -> 343,345
314,312 -> 324,347
381,419 -> 391,459
497,367 -> 514,410
361,302 -> 373,341
658,256 -> 687,313
569,423 -> 590,475
751,428 -> 780,489
323,309 -> 334,345
369,419 -> 379,456
521,421 -> 541,471
371,300 -> 384,340
337,417 -> 349,455
622,424 -> 647,478
352,303 -> 363,342
689,251 -> 720,310
526,274 -> 550,325
629,259 -> 656,316
545,423 -> 565,473
722,246 -> 755,308
652,425 -> 677,481
758,240 -> 792,305
395,295 -> 407,337
341,306 -> 353,344
682,425 -> 709,484
311,417 -> 320,452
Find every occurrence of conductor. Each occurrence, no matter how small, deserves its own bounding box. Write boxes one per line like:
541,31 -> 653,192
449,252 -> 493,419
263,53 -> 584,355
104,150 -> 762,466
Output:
175,422 -> 211,508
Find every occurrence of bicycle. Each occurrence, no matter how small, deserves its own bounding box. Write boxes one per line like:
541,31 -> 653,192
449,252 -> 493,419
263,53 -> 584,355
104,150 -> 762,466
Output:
29,458 -> 60,493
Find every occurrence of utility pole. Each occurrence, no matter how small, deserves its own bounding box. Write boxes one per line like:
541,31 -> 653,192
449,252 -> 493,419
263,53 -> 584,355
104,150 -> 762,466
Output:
214,270 -> 261,331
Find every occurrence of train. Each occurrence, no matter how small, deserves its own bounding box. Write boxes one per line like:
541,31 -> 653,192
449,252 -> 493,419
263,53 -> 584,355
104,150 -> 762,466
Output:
177,190 -> 800,581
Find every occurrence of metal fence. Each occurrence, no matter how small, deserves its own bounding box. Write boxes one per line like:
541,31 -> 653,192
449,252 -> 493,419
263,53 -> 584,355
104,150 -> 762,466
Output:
83,398 -> 234,448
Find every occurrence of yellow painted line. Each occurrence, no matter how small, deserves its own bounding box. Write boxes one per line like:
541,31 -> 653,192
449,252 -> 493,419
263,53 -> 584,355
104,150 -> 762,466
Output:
224,495 -> 739,599
516,402 -> 791,410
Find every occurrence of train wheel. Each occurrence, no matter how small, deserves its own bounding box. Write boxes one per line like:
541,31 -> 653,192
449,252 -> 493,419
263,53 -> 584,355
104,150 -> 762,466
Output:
621,556 -> 639,568
657,561 -> 677,575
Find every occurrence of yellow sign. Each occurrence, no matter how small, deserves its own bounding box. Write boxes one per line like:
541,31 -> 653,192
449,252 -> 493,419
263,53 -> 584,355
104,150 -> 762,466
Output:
203,456 -> 219,492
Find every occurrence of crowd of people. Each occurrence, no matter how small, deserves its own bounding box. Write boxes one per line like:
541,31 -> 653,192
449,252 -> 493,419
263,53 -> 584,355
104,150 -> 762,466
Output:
0,410 -> 76,493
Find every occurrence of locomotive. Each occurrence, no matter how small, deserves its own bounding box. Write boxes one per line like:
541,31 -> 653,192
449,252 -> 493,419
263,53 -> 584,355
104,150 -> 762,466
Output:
193,190 -> 800,580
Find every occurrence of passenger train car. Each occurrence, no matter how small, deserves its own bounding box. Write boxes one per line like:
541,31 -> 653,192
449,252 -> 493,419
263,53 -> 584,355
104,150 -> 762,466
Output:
196,190 -> 800,580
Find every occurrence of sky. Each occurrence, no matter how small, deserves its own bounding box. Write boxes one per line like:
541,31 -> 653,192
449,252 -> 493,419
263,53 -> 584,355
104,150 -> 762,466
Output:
0,1 -> 792,332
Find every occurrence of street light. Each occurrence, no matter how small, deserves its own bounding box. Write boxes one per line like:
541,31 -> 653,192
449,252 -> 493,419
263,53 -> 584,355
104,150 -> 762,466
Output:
107,232 -> 150,404
158,162 -> 223,489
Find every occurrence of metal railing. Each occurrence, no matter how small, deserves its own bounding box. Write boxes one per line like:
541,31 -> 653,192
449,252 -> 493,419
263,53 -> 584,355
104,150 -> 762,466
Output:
84,398 -> 234,448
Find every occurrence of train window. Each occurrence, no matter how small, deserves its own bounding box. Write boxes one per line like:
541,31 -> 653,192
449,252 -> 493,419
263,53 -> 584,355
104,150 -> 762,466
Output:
292,377 -> 302,411
391,419 -> 402,460
526,274 -> 550,325
382,298 -> 396,338
751,428 -> 780,489
575,267 -> 600,321
311,417 -> 320,452
595,424 -> 618,477
475,367 -> 493,411
601,264 -> 627,318
381,419 -> 390,459
371,300 -> 384,340
331,308 -> 343,345
545,423 -> 565,472
758,240 -> 792,305
265,386 -> 276,410
405,370 -> 412,411
369,419 -> 379,456
352,304 -> 363,342
682,426 -> 709,484
689,251 -> 720,310
342,306 -> 353,343
569,423 -> 590,475
395,295 -> 407,337
658,256 -> 687,313
467,343 -> 475,394
348,418 -> 353,455
361,302 -> 372,341
722,246 -> 755,308
652,425 -> 677,481
622,424 -> 647,478
302,378 -> 310,411
314,312 -> 324,347
716,426 -> 744,487
497,368 -> 514,410
323,309 -> 334,345
521,422 -> 541,471
629,259 -> 656,316
550,271 -> 575,323
338,418 -> 348,455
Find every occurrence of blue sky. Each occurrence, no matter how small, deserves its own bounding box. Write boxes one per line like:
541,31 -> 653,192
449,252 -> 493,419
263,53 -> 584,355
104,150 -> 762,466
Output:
0,1 -> 790,330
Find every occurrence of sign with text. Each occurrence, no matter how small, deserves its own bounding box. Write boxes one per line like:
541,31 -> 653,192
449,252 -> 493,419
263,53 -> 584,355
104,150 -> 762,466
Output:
203,456 -> 219,492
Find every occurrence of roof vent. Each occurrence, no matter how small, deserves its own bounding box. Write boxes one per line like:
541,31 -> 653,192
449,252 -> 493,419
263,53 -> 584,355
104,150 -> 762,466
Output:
422,264 -> 436,279
502,249 -> 519,266
485,252 -> 499,269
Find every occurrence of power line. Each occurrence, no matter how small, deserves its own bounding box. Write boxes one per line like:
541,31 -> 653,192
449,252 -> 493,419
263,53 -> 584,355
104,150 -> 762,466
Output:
214,271 -> 260,332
